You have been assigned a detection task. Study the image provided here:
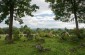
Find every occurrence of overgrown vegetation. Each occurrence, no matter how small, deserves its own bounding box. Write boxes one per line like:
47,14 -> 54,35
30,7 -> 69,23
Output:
0,26 -> 85,55
0,0 -> 85,55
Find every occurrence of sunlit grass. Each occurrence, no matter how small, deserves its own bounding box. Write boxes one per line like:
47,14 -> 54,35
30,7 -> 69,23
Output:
0,36 -> 85,55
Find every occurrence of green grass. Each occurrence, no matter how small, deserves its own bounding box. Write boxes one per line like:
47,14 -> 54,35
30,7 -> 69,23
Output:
0,37 -> 85,55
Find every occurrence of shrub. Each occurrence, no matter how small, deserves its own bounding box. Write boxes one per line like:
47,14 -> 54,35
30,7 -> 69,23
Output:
59,31 -> 70,41
35,37 -> 45,44
26,34 -> 33,40
69,35 -> 79,42
13,34 -> 21,41
13,29 -> 21,41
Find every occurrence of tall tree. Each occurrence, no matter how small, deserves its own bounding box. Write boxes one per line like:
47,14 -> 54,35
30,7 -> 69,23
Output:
46,0 -> 85,38
0,0 -> 39,43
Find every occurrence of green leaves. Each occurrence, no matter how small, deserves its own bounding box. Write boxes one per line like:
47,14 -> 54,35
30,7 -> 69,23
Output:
46,0 -> 85,22
0,0 -> 39,24
45,0 -> 55,3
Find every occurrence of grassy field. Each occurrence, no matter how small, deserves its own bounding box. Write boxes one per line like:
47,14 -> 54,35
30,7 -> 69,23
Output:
0,36 -> 85,55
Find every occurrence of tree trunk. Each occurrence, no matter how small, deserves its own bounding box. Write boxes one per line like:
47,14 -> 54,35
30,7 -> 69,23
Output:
73,0 -> 81,39
7,3 -> 14,43
74,10 -> 81,38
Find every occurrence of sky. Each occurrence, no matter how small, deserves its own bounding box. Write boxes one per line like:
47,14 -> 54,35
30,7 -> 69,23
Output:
0,0 -> 85,29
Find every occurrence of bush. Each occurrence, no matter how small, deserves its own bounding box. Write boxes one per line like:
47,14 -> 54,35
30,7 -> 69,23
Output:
13,34 -> 21,41
59,32 -> 70,41
69,35 -> 79,42
44,34 -> 50,37
58,31 -> 80,42
79,30 -> 85,39
35,37 -> 45,44
13,29 -> 21,41
44,32 -> 54,38
26,34 -> 33,40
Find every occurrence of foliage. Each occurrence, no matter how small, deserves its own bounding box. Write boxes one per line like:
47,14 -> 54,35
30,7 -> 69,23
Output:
13,27 -> 21,41
0,0 -> 39,24
0,0 -> 39,43
45,0 -> 85,39
0,26 -> 85,42
45,0 -> 85,22
0,27 -> 85,54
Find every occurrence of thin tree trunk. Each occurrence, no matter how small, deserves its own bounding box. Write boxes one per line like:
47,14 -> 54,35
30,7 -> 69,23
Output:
73,0 -> 81,38
7,2 -> 14,43
74,10 -> 81,38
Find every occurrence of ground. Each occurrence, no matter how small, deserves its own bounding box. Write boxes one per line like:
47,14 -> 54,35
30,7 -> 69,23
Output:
0,36 -> 85,55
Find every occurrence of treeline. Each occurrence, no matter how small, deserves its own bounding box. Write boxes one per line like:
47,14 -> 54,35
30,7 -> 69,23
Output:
0,25 -> 85,40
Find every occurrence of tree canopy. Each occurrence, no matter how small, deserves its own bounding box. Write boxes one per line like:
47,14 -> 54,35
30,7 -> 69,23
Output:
45,0 -> 85,22
0,0 -> 39,24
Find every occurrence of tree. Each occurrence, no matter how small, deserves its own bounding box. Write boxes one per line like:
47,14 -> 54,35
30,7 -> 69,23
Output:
0,0 -> 39,43
23,25 -> 32,34
13,27 -> 20,41
45,0 -> 85,38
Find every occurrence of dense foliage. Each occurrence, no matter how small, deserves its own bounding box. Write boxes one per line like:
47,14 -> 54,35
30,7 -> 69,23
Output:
45,0 -> 85,22
0,0 -> 39,24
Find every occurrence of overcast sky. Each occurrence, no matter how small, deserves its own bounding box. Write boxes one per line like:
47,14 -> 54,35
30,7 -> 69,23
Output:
0,0 -> 85,29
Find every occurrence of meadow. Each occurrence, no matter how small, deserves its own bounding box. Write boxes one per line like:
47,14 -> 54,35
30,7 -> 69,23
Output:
0,27 -> 85,55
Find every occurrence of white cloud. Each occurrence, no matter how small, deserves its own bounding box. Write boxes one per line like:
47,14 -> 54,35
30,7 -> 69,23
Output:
0,0 -> 85,29
0,24 -> 8,28
31,0 -> 52,15
20,15 -> 85,29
